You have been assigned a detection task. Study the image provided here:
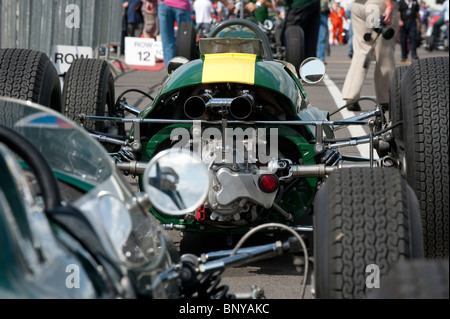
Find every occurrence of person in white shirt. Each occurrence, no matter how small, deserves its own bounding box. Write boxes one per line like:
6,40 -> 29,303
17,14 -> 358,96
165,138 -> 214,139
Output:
194,0 -> 216,37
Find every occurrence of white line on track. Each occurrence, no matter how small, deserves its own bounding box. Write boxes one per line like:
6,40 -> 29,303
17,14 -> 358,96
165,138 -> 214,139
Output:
322,74 -> 371,159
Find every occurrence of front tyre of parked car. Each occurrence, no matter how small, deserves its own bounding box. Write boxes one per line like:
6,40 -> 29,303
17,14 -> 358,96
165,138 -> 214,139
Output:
62,58 -> 123,152
0,48 -> 62,113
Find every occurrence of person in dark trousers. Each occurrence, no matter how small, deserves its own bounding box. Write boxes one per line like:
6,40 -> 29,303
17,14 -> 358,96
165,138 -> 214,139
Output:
398,0 -> 420,61
123,0 -> 145,37
283,0 -> 321,59
121,3 -> 128,53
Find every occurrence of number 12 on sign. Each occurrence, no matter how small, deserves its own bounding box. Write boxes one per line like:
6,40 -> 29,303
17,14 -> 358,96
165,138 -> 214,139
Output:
125,37 -> 157,66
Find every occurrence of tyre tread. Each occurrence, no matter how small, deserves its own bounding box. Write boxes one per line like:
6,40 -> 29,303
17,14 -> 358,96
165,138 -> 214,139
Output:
315,168 -> 419,298
62,59 -> 112,131
0,48 -> 60,110
402,57 -> 449,258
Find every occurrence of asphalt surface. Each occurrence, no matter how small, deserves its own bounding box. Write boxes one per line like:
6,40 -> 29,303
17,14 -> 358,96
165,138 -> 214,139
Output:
113,42 -> 448,299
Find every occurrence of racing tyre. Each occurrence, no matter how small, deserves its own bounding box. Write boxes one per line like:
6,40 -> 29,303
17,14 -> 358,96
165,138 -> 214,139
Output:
0,48 -> 62,112
62,59 -> 122,152
314,167 -> 423,299
284,25 -> 305,71
367,259 -> 449,299
424,35 -> 434,51
389,65 -> 408,151
176,21 -> 197,61
401,57 -> 449,259
274,26 -> 283,47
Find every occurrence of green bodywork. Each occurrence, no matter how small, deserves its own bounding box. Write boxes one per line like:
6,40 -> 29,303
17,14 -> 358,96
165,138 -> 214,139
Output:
0,152 -> 105,298
140,58 -> 307,121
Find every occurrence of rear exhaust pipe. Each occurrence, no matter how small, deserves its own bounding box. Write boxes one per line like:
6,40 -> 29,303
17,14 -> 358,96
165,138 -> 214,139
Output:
184,93 -> 255,120
184,94 -> 211,119
230,94 -> 254,120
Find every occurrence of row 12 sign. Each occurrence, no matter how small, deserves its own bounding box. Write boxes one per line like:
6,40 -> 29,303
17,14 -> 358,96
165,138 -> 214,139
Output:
125,37 -> 163,66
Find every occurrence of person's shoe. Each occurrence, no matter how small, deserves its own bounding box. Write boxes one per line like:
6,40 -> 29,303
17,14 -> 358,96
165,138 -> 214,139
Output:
380,103 -> 389,111
412,55 -> 419,60
345,99 -> 361,111
401,58 -> 407,62
348,53 -> 353,59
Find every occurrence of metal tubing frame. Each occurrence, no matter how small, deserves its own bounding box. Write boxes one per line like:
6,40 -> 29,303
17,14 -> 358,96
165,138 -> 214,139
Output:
83,112 -> 380,159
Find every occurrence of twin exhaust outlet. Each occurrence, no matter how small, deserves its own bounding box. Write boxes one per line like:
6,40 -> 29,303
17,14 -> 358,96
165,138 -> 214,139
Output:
184,93 -> 255,120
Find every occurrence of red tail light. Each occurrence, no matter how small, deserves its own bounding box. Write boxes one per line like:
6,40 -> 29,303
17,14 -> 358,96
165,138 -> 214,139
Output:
258,174 -> 279,193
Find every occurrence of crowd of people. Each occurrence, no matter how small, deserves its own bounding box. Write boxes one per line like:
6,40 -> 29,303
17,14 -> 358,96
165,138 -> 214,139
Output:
121,0 -> 447,60
317,0 -> 448,62
120,0 -> 448,109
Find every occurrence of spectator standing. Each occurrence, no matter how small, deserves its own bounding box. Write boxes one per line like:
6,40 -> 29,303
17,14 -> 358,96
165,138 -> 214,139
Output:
216,0 -> 228,21
283,0 -> 321,59
123,0 -> 145,37
398,0 -> 420,61
341,0 -> 398,111
329,0 -> 347,44
142,0 -> 159,39
158,0 -> 192,65
344,0 -> 354,58
317,0 -> 330,62
419,0 -> 429,36
121,2 -> 128,53
430,0 -> 449,50
445,0 -> 449,50
194,0 -> 215,37
158,0 -> 235,65
248,0 -> 273,23
442,0 -> 449,49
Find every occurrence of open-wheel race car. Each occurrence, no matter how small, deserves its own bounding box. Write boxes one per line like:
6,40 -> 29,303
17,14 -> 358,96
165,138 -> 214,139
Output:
0,16 -> 448,298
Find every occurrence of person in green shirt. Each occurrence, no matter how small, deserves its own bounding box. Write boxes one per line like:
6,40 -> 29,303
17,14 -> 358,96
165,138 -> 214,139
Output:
282,0 -> 321,58
248,0 -> 273,23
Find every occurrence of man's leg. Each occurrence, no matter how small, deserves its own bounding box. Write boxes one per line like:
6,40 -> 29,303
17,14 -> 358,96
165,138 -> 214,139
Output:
286,2 -> 321,58
400,26 -> 408,60
342,3 -> 371,102
374,7 -> 398,105
317,13 -> 329,61
347,8 -> 353,57
133,23 -> 144,37
159,4 -> 176,66
410,22 -> 418,59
